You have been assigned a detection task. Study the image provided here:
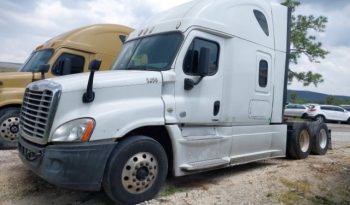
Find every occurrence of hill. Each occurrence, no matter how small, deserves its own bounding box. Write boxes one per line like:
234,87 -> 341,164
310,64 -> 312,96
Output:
0,62 -> 22,72
287,90 -> 350,103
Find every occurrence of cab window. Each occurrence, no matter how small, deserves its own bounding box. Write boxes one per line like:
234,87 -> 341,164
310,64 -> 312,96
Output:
52,53 -> 85,76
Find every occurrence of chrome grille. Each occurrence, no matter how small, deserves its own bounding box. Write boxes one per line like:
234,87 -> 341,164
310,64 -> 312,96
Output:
19,80 -> 61,145
20,89 -> 53,139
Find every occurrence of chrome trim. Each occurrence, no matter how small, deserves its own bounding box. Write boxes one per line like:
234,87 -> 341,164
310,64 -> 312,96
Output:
19,80 -> 62,145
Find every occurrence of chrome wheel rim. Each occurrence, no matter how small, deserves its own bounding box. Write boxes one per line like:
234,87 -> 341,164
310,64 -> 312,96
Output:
316,116 -> 323,122
319,129 -> 327,149
121,152 -> 158,194
299,129 -> 310,153
0,117 -> 19,142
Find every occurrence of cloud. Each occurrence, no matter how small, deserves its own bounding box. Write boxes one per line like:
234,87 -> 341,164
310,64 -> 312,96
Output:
288,45 -> 350,96
302,0 -> 348,10
294,2 -> 350,47
0,0 -> 190,63
0,0 -> 349,96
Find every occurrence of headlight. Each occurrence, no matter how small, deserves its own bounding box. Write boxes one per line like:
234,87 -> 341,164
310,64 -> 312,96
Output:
52,118 -> 95,142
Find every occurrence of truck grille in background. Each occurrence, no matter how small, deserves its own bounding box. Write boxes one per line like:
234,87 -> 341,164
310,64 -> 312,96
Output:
20,89 -> 53,139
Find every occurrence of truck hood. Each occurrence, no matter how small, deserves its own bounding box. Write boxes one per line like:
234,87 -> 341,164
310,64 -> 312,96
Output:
0,72 -> 36,88
48,70 -> 162,92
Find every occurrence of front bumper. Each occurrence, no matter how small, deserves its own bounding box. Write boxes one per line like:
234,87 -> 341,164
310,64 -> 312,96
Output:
18,136 -> 116,191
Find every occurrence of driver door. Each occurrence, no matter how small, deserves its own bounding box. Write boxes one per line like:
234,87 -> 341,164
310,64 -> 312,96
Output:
174,31 -> 224,124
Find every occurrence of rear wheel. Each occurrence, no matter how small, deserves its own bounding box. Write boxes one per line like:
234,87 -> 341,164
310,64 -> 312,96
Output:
310,122 -> 329,155
287,123 -> 311,159
301,113 -> 308,119
103,136 -> 168,205
0,108 -> 20,149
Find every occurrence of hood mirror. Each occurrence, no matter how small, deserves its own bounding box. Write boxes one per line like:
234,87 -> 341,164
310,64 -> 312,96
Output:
82,59 -> 101,103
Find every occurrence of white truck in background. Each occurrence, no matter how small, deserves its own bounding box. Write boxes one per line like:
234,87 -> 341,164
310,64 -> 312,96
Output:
18,0 -> 331,204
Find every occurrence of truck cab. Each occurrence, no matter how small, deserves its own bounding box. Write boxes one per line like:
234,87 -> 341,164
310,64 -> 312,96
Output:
0,24 -> 133,147
18,0 -> 327,204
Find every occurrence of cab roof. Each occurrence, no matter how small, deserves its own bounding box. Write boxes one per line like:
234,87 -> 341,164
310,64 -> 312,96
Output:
128,0 -> 287,52
38,24 -> 133,55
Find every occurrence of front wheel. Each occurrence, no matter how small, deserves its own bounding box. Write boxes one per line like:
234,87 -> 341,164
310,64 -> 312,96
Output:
0,107 -> 21,149
103,136 -> 168,205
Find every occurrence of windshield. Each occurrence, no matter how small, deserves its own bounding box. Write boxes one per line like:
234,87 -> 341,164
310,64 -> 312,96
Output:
19,49 -> 54,72
112,32 -> 183,71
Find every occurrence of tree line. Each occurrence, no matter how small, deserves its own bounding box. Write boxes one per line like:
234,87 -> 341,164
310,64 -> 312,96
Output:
290,91 -> 350,105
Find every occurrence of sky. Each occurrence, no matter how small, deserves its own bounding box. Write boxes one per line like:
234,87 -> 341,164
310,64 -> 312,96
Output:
0,0 -> 349,96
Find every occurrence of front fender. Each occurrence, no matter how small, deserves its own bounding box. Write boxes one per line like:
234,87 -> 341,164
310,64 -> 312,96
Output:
0,87 -> 25,107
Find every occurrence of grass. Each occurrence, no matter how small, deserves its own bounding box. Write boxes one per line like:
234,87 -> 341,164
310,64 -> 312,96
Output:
159,185 -> 183,197
308,195 -> 334,205
265,192 -> 273,198
278,178 -> 311,205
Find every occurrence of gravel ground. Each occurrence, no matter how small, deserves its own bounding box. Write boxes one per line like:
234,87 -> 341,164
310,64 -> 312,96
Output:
0,123 -> 349,205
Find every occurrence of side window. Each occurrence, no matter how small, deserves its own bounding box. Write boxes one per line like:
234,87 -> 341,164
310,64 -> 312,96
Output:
321,106 -> 330,111
333,107 -> 344,112
183,38 -> 219,76
258,60 -> 268,87
52,53 -> 85,76
253,10 -> 269,36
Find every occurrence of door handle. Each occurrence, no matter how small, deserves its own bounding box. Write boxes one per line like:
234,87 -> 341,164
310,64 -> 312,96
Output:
213,101 -> 220,116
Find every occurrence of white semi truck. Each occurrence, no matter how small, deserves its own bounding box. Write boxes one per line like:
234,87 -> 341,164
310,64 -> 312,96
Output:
18,0 -> 330,204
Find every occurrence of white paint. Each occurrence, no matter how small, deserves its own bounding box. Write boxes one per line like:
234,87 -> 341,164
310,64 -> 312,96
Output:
24,0 -> 290,176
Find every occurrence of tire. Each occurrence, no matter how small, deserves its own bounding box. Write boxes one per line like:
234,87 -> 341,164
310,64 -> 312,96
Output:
103,136 -> 168,205
309,122 -> 329,155
286,123 -> 311,159
0,107 -> 21,149
315,115 -> 325,123
347,118 -> 350,125
301,113 -> 308,119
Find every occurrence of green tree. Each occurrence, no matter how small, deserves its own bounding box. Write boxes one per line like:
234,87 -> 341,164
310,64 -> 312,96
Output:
290,91 -> 298,103
281,0 -> 329,86
325,96 -> 336,105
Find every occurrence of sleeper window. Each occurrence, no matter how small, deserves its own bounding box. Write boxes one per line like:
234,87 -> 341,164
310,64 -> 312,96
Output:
183,38 -> 219,76
254,10 -> 269,36
259,60 -> 268,87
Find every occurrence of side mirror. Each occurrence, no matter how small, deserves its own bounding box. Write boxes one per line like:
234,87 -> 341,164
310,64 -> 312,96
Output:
197,47 -> 210,76
183,47 -> 211,91
38,64 -> 50,79
54,58 -> 72,75
62,58 -> 72,75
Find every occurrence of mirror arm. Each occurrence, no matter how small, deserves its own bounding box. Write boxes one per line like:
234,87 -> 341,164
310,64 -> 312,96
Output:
194,76 -> 204,85
82,59 -> 101,103
41,71 -> 45,80
82,71 -> 95,103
